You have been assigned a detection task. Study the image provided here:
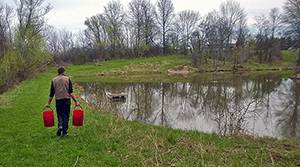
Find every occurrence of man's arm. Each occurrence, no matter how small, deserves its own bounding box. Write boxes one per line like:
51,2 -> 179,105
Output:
48,81 -> 55,106
69,79 -> 80,106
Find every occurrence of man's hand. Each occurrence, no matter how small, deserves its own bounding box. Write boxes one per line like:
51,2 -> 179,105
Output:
48,97 -> 53,106
70,93 -> 79,106
75,101 -> 80,106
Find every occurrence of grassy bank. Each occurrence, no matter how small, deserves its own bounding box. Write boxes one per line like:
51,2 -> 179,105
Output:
68,53 -> 296,83
0,55 -> 300,166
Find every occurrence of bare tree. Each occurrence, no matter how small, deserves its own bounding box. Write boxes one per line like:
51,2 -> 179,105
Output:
283,0 -> 300,65
142,1 -> 156,47
123,18 -> 136,56
84,14 -> 109,60
0,3 -> 14,57
219,0 -> 246,64
156,0 -> 174,54
128,0 -> 156,57
16,0 -> 51,36
128,0 -> 144,56
45,26 -> 60,55
235,13 -> 248,48
233,11 -> 249,66
104,0 -> 125,58
200,11 -> 222,65
76,30 -> 90,49
175,10 -> 200,55
219,0 -> 246,45
84,14 -> 108,45
253,8 -> 283,63
16,0 -> 51,58
58,29 -> 74,54
269,8 -> 282,40
267,8 -> 283,61
254,15 -> 271,63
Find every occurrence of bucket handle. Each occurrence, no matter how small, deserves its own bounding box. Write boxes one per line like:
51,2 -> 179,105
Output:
43,105 -> 54,112
73,105 -> 83,110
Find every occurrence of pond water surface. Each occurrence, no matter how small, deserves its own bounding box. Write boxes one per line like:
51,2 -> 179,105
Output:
79,75 -> 300,139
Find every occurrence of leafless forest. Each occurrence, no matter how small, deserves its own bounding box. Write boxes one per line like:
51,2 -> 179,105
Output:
0,0 -> 300,88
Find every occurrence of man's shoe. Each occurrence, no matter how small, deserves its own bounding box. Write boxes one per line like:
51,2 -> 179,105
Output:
62,132 -> 68,137
56,128 -> 62,136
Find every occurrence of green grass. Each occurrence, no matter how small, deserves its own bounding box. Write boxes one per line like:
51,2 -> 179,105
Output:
282,50 -> 298,65
69,55 -> 191,77
240,50 -> 297,71
0,55 -> 300,166
65,53 -> 296,84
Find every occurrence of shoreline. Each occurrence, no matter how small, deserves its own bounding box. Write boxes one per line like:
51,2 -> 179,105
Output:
0,56 -> 299,166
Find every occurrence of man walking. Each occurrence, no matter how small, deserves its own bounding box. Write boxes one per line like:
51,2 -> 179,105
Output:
47,67 -> 79,136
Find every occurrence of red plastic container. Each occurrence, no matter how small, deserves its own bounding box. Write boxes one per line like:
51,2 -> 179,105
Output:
73,106 -> 84,126
43,107 -> 54,128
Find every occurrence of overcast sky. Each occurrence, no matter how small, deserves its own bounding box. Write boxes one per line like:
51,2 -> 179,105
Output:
5,0 -> 286,32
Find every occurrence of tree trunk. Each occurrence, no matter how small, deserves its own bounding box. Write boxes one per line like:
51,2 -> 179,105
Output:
297,49 -> 300,66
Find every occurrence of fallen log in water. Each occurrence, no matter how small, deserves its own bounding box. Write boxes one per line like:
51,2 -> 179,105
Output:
105,91 -> 127,101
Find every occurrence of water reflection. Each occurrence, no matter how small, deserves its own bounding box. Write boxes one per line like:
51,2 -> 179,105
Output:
79,75 -> 300,139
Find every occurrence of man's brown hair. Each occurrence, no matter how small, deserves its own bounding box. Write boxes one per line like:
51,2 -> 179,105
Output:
57,67 -> 65,75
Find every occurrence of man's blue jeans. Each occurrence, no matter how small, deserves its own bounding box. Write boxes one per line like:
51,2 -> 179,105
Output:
56,99 -> 71,134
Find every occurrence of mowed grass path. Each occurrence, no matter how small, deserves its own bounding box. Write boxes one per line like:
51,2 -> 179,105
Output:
0,55 -> 300,166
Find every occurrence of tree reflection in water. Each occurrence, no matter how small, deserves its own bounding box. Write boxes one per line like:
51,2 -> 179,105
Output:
80,75 -> 300,139
276,79 -> 300,138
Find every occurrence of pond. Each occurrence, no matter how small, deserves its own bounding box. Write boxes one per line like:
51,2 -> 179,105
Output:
79,74 -> 300,139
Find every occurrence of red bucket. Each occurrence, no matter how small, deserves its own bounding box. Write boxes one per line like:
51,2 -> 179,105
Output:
73,105 -> 84,126
43,106 -> 54,128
